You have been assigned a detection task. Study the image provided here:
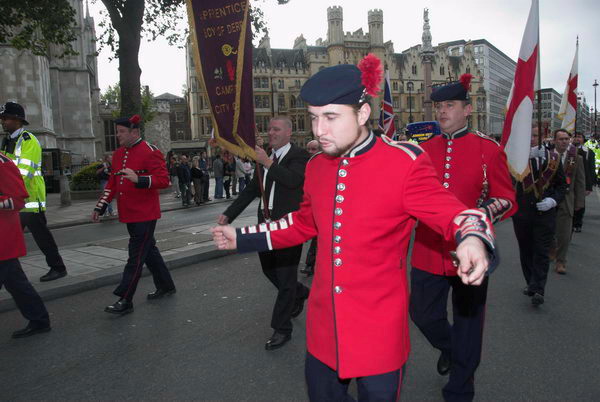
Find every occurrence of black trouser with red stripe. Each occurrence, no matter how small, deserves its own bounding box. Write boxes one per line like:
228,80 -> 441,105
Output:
409,268 -> 488,402
113,220 -> 175,302
305,352 -> 404,401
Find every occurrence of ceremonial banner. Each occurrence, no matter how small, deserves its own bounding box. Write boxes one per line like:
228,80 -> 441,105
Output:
558,39 -> 579,133
186,0 -> 256,158
501,0 -> 539,181
378,71 -> 396,139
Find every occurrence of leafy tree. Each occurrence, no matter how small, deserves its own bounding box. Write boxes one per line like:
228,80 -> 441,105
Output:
100,82 -> 156,123
94,0 -> 290,121
0,0 -> 77,57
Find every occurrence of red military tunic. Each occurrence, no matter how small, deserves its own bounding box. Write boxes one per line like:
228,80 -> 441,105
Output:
411,127 -> 517,276
235,133 -> 496,379
95,138 -> 169,223
0,152 -> 28,261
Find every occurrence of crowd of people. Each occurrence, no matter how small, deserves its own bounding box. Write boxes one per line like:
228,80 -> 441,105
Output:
1,50 -> 598,401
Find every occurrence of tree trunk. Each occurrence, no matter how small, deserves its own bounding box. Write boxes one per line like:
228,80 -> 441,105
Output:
114,0 -> 144,117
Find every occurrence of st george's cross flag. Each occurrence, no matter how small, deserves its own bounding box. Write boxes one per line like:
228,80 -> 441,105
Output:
501,0 -> 540,181
378,70 -> 396,139
558,39 -> 579,133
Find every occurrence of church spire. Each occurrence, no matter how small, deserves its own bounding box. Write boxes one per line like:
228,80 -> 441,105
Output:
421,8 -> 433,53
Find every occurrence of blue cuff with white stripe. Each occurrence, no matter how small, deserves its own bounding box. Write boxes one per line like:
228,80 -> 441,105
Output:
236,229 -> 270,253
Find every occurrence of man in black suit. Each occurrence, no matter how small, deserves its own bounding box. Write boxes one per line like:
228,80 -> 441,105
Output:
217,116 -> 310,350
512,127 -> 567,306
572,131 -> 595,232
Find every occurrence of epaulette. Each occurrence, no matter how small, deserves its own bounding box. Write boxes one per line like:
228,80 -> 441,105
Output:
22,131 -> 31,140
308,151 -> 323,163
473,130 -> 500,146
381,135 -> 424,161
144,141 -> 159,151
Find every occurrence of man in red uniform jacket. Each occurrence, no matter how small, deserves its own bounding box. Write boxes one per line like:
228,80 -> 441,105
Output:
410,75 -> 516,402
211,55 -> 497,401
0,151 -> 50,338
92,115 -> 176,315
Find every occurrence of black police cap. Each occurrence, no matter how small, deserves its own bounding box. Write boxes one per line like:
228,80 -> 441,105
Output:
0,102 -> 29,125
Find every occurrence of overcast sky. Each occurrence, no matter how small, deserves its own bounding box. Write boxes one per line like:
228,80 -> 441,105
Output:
91,0 -> 600,107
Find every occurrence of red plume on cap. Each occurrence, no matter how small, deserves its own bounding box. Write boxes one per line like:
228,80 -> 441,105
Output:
129,114 -> 141,125
358,53 -> 383,97
459,73 -> 473,90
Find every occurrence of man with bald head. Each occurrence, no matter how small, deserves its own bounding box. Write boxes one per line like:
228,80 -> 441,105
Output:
217,116 -> 311,350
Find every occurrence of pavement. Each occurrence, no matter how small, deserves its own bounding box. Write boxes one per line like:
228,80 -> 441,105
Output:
0,179 -> 255,313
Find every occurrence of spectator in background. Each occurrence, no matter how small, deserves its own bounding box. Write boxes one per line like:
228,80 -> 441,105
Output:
243,158 -> 253,185
223,152 -> 234,199
235,156 -> 246,193
191,156 -> 204,206
96,152 -> 114,216
169,155 -> 180,198
199,151 -> 211,202
177,155 -> 192,207
213,154 -> 224,199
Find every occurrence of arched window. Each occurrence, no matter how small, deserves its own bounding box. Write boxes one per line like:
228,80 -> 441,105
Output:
466,66 -> 471,74
290,95 -> 296,108
412,64 -> 418,75
440,65 -> 445,76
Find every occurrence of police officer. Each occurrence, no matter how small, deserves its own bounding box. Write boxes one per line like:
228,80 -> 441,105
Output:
0,150 -> 51,338
409,75 -> 517,402
0,102 -> 68,282
92,115 -> 176,314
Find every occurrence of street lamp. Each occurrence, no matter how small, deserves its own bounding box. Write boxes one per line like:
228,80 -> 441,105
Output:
408,82 -> 414,123
594,79 -> 598,138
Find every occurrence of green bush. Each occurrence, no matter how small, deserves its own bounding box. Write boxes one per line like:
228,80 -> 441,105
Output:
71,162 -> 102,191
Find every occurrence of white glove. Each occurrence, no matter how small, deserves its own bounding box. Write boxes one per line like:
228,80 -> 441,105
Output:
536,197 -> 557,212
529,146 -> 546,160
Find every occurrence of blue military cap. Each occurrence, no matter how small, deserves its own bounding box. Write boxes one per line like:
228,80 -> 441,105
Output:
430,74 -> 472,102
114,114 -> 141,128
301,54 -> 383,106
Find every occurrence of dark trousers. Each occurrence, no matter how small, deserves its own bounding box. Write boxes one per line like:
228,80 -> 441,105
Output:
113,220 -> 175,302
573,207 -> 585,229
202,174 -> 210,201
305,237 -> 317,268
192,178 -> 203,205
305,352 -> 403,402
512,212 -> 556,295
224,177 -> 231,198
258,245 -> 308,335
409,268 -> 488,402
179,181 -> 191,206
0,258 -> 49,326
20,212 -> 66,272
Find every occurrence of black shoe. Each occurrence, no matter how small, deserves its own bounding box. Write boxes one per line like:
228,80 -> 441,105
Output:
437,351 -> 451,375
523,286 -> 534,296
11,322 -> 51,339
40,269 -> 67,282
291,291 -> 309,318
531,293 -> 545,306
265,332 -> 291,350
147,287 -> 176,300
104,299 -> 133,315
573,226 -> 582,233
300,265 -> 314,276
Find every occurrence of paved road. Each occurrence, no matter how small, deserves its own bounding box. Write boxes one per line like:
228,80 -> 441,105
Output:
25,199 -> 259,252
4,195 -> 600,400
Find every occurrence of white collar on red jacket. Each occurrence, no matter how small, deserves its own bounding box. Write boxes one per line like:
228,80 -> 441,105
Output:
442,125 -> 469,140
347,131 -> 376,157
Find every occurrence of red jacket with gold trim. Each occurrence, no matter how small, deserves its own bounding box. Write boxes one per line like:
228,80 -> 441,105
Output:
234,133 -> 496,379
94,138 -> 169,223
0,151 -> 28,261
411,128 -> 516,276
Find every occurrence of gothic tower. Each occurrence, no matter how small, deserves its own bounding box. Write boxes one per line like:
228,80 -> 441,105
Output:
327,6 -> 344,65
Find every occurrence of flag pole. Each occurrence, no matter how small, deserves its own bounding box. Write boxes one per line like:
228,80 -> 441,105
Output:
574,36 -> 579,134
536,3 -> 542,149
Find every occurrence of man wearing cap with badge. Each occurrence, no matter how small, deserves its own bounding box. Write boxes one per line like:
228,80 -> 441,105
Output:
92,115 -> 176,315
409,75 -> 516,401
0,101 -> 68,282
211,54 -> 498,400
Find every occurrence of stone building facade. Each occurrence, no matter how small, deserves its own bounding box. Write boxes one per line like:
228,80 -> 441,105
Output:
186,7 -> 517,148
0,0 -> 102,164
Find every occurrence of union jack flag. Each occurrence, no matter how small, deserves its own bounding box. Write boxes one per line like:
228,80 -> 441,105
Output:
378,70 -> 396,139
